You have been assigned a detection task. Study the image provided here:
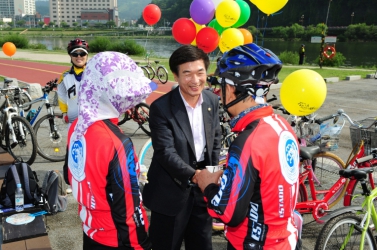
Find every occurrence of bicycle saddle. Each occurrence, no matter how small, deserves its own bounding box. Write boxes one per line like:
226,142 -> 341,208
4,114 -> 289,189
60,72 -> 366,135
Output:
300,146 -> 321,160
339,168 -> 374,180
154,60 -> 160,64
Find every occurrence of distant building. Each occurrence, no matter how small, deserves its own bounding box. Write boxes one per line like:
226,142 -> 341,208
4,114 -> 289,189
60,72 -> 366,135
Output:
49,0 -> 118,27
0,0 -> 36,17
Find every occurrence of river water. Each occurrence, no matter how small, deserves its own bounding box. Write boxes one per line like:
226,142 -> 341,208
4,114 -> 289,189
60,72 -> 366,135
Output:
29,37 -> 377,67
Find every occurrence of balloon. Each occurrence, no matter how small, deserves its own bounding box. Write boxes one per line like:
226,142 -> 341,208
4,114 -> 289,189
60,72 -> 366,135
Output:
172,18 -> 197,45
2,42 -> 16,57
238,28 -> 253,44
208,19 -> 225,35
219,28 -> 244,53
232,0 -> 251,28
190,0 -> 215,25
190,19 -> 205,46
280,69 -> 327,116
216,0 -> 241,27
142,4 -> 161,25
251,0 -> 288,15
211,0 -> 223,8
196,27 -> 220,53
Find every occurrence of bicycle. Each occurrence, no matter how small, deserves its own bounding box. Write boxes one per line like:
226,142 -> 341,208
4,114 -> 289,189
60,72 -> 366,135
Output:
1,78 -> 32,111
18,79 -> 68,162
296,111 -> 377,221
0,87 -> 37,165
117,102 -> 151,136
138,53 -> 169,84
315,166 -> 377,250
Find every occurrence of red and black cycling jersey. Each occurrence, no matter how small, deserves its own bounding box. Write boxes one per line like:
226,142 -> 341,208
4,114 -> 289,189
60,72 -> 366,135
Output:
67,118 -> 151,249
204,106 -> 300,249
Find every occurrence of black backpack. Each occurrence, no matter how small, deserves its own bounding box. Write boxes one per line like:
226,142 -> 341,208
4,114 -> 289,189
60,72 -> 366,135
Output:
0,162 -> 41,208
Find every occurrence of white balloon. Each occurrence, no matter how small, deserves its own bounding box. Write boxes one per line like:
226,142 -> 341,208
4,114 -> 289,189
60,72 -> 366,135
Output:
212,0 -> 224,8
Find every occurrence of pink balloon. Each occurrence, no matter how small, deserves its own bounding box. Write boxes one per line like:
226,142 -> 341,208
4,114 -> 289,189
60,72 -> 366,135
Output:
142,4 -> 161,25
196,27 -> 220,53
190,0 -> 215,25
172,18 -> 197,45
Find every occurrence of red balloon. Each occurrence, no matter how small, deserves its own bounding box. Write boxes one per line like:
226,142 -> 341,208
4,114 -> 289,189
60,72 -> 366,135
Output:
196,27 -> 219,53
142,4 -> 161,26
172,18 -> 196,45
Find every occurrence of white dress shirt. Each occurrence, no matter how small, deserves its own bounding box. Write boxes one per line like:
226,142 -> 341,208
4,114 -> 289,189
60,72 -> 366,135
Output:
179,89 -> 206,162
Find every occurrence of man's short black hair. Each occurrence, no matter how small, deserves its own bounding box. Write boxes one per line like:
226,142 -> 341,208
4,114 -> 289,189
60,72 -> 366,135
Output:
169,45 -> 210,76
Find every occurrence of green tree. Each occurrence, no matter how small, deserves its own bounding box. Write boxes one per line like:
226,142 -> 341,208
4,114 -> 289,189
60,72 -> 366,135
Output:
72,22 -> 78,27
60,21 -> 69,28
16,20 -> 26,27
106,21 -> 116,28
82,21 -> 89,27
38,21 -> 45,27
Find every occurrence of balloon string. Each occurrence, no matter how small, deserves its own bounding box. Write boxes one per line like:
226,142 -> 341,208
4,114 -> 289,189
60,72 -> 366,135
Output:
144,28 -> 150,56
262,16 -> 268,47
256,10 -> 260,45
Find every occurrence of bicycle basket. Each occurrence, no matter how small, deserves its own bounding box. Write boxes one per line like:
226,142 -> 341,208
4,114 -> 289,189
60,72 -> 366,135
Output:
318,116 -> 345,151
350,118 -> 377,154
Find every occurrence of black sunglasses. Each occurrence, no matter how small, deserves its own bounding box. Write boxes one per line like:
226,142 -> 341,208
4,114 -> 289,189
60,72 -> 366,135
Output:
71,51 -> 87,57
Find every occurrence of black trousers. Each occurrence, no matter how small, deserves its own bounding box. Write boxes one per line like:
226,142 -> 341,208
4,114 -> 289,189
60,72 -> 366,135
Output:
299,54 -> 304,65
83,232 -> 132,250
148,187 -> 213,250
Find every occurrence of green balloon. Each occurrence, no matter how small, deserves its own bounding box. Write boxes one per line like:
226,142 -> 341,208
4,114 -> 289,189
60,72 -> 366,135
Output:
208,18 -> 225,35
233,0 -> 251,28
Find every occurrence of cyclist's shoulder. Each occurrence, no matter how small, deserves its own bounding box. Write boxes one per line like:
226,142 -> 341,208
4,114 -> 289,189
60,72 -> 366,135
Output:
58,69 -> 71,83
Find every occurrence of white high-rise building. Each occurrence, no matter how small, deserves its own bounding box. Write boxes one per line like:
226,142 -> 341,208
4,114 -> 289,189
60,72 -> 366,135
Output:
0,0 -> 36,17
49,0 -> 117,26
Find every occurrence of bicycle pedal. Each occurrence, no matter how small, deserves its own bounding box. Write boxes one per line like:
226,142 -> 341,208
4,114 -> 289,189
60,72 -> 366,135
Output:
10,142 -> 18,148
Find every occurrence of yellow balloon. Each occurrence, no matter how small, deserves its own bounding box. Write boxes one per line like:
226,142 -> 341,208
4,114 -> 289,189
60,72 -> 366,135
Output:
190,18 -> 205,46
280,69 -> 327,116
219,28 -> 244,53
216,0 -> 240,27
251,0 -> 288,15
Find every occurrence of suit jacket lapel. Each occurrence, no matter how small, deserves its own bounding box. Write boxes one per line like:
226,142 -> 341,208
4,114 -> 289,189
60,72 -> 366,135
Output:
202,92 -> 213,158
171,88 -> 196,155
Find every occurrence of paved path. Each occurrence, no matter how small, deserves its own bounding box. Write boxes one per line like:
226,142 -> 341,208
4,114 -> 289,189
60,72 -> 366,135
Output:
1,50 -> 377,249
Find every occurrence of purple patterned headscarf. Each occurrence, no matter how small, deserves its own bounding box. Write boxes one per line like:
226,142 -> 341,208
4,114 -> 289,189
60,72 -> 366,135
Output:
72,51 -> 153,141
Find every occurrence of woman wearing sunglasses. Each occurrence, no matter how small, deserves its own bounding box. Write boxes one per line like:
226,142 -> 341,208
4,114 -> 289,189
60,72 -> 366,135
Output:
57,38 -> 89,129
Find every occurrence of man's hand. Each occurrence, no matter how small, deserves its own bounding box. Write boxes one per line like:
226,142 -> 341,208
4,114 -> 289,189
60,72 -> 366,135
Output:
138,164 -> 149,185
62,113 -> 69,123
196,169 -> 224,192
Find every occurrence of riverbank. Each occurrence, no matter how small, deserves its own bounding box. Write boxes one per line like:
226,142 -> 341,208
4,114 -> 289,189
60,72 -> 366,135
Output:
1,50 -> 374,83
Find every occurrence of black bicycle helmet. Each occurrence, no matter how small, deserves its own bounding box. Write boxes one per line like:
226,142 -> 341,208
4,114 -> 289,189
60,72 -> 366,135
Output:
67,38 -> 89,54
214,43 -> 282,111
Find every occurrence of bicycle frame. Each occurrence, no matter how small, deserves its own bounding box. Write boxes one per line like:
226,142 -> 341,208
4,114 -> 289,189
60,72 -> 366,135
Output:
0,91 -> 25,146
296,141 -> 377,221
19,91 -> 53,126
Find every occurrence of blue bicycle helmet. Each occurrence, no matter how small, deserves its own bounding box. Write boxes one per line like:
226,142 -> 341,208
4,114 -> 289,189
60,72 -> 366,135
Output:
215,43 -> 282,84
214,43 -> 282,111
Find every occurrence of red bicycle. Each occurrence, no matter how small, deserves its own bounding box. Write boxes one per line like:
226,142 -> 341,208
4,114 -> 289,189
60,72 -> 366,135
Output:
296,110 -> 377,221
117,102 -> 151,136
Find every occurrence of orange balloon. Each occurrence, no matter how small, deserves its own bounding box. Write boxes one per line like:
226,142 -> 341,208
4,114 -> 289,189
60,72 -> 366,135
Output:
2,42 -> 16,57
239,28 -> 253,44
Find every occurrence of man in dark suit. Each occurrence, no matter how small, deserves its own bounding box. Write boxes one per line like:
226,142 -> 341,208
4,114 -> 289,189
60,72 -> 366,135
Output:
143,45 -> 222,250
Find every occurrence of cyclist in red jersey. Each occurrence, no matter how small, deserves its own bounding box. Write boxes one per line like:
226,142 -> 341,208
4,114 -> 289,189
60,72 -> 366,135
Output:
196,43 -> 301,250
65,51 -> 153,250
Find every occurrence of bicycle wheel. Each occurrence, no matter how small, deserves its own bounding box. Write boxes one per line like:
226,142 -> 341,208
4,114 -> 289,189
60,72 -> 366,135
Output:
138,138 -> 153,169
157,66 -> 168,84
312,152 -> 346,208
147,66 -> 156,80
141,66 -> 151,80
347,162 -> 377,206
117,110 -> 131,126
33,113 -> 68,162
134,103 -> 151,136
138,138 -> 153,189
5,116 -> 37,165
315,213 -> 376,250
